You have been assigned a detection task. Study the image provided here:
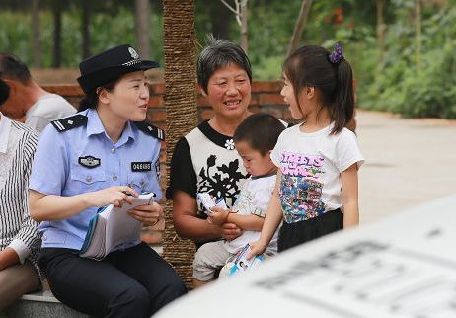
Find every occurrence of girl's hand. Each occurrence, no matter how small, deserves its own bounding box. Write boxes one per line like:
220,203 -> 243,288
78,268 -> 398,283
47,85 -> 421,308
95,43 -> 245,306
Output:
128,201 -> 164,226
247,240 -> 267,260
85,186 -> 138,207
207,206 -> 230,226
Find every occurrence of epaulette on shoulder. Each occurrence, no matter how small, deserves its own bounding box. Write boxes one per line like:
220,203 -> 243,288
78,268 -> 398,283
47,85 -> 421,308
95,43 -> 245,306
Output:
51,114 -> 87,132
133,121 -> 165,141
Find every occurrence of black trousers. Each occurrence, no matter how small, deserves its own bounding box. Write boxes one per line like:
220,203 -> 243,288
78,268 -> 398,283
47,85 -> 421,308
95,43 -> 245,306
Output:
39,242 -> 187,318
278,208 -> 343,252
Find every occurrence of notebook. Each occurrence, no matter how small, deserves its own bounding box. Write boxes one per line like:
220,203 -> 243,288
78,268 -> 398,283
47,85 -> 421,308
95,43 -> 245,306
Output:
79,192 -> 155,260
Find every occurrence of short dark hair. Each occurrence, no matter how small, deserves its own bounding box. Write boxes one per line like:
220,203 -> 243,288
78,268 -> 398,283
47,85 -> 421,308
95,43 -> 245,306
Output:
234,113 -> 285,156
197,36 -> 252,94
283,45 -> 354,134
0,78 -> 10,105
0,53 -> 32,84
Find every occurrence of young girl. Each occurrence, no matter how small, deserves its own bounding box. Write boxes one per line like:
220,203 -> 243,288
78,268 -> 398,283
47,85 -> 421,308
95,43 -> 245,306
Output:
249,43 -> 364,255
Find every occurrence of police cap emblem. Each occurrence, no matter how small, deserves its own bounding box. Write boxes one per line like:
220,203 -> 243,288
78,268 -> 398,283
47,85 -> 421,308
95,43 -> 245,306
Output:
128,47 -> 139,59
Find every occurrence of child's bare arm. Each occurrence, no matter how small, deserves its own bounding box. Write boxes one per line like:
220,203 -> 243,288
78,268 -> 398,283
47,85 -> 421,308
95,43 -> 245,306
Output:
248,172 -> 283,258
226,213 -> 264,231
341,163 -> 359,228
208,207 -> 263,231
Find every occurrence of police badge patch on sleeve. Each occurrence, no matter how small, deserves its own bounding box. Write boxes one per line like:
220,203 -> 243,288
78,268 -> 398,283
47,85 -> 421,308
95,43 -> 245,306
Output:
78,155 -> 101,168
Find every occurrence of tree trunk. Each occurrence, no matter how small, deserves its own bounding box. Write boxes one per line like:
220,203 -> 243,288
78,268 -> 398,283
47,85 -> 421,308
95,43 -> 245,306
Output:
135,0 -> 150,58
210,1 -> 229,39
287,0 -> 313,57
376,0 -> 385,65
51,1 -> 62,68
31,0 -> 41,67
240,0 -> 248,53
81,0 -> 91,59
162,0 -> 197,289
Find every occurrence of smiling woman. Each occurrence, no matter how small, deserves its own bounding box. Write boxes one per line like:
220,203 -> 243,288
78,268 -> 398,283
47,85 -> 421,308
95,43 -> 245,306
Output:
167,38 -> 255,287
27,44 -> 186,317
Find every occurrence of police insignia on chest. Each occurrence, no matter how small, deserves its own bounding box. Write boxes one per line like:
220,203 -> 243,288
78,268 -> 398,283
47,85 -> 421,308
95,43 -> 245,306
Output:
79,155 -> 101,168
131,162 -> 152,172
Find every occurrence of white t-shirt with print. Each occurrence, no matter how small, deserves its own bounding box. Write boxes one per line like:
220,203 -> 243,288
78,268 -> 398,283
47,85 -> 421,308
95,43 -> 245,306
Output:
224,174 -> 278,254
270,123 -> 364,223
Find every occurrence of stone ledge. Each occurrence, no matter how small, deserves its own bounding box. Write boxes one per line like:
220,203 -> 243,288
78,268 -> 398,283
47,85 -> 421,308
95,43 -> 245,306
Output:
20,289 -> 59,303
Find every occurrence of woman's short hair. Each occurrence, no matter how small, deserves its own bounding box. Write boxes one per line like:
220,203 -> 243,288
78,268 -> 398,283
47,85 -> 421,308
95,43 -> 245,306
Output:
197,36 -> 252,94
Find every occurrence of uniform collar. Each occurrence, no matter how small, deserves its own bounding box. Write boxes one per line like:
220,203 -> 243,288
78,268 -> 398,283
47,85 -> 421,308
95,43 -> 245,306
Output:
85,108 -> 136,144
0,113 -> 12,154
86,109 -> 106,136
118,120 -> 135,145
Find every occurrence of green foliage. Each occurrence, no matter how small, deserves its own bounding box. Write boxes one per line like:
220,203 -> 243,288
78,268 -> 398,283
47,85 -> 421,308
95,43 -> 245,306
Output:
246,0 -> 299,79
253,55 -> 283,81
0,11 -> 32,60
358,3 -> 456,118
0,7 -> 163,68
0,0 -> 455,118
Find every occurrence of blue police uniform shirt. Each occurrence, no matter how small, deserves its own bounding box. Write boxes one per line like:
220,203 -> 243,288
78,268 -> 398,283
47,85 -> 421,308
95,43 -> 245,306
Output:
29,108 -> 163,250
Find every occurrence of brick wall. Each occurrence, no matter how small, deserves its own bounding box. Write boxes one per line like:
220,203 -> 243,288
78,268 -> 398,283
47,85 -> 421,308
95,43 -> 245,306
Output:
42,82 -> 289,244
42,81 -> 290,127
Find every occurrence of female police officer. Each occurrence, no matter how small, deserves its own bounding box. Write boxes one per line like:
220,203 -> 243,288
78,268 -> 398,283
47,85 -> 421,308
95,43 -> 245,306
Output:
28,44 -> 186,317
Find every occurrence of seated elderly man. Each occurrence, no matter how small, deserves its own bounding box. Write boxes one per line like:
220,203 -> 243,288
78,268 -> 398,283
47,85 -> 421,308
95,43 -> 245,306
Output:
0,78 -> 41,310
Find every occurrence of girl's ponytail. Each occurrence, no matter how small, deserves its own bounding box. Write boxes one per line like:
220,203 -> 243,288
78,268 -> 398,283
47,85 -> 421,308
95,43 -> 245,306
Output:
327,42 -> 354,134
331,59 -> 354,134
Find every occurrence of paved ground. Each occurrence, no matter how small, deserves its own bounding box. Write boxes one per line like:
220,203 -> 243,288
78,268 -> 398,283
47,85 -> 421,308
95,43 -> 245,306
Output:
356,110 -> 456,223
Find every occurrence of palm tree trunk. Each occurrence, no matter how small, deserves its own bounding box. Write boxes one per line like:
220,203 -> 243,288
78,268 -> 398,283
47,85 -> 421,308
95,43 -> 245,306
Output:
162,0 -> 197,288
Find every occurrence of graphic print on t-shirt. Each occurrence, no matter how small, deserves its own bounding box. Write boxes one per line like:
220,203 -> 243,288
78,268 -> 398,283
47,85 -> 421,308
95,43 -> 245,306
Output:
197,154 -> 248,217
279,151 -> 326,222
